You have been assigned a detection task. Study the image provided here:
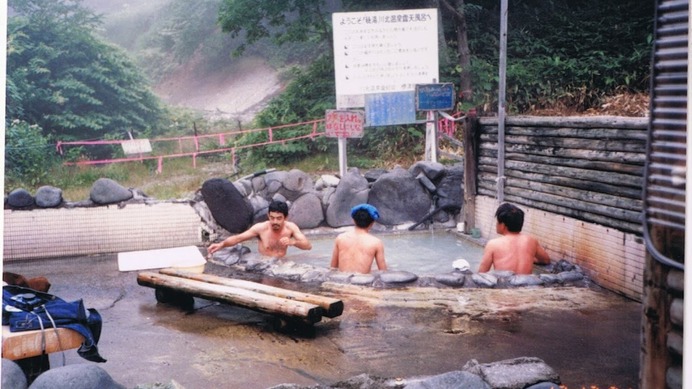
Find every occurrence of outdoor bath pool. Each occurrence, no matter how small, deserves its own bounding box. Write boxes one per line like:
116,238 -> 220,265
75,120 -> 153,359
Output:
289,230 -> 485,275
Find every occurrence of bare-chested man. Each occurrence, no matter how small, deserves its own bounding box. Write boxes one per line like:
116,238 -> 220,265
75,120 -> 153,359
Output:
207,200 -> 312,258
330,204 -> 387,274
478,203 -> 550,274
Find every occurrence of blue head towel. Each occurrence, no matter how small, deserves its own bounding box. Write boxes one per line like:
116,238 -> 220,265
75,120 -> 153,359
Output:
351,204 -> 380,220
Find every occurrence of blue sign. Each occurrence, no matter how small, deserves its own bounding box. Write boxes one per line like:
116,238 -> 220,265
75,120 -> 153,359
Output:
365,92 -> 416,127
416,83 -> 455,111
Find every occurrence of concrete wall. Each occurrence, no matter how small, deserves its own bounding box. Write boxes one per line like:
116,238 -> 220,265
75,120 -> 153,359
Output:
475,195 -> 645,301
3,202 -> 203,261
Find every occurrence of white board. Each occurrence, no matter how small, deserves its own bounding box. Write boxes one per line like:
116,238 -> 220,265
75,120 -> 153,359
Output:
118,246 -> 206,272
121,139 -> 152,155
332,8 -> 439,107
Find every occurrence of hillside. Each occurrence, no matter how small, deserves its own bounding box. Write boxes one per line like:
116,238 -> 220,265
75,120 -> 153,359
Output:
153,55 -> 284,123
83,0 -> 285,123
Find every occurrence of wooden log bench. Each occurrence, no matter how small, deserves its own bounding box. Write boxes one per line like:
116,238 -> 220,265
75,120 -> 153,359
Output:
2,325 -> 85,382
137,269 -> 344,327
2,325 -> 84,361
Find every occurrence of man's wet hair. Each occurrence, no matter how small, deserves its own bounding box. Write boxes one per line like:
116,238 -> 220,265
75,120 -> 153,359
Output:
268,200 -> 289,216
495,203 -> 524,232
352,209 -> 375,228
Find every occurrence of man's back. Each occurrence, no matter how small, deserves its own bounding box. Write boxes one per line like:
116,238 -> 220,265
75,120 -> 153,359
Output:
479,233 -> 549,274
331,230 -> 385,274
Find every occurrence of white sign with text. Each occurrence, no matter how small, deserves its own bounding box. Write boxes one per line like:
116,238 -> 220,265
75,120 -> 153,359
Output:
332,8 -> 439,108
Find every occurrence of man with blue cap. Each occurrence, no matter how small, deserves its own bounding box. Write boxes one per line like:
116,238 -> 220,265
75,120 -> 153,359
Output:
330,204 -> 388,274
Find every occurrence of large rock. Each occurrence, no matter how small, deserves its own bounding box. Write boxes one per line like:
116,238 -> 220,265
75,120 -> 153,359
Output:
261,170 -> 288,199
29,364 -> 125,389
280,169 -> 314,201
409,161 -> 446,181
324,169 -> 370,227
367,167 -> 431,226
463,357 -> 560,389
288,192 -> 324,229
2,358 -> 27,389
202,178 -> 254,233
404,370 -> 490,389
364,168 -> 388,182
435,165 -> 464,211
90,178 -> 133,205
35,185 -> 63,208
380,270 -> 418,284
7,188 -> 34,208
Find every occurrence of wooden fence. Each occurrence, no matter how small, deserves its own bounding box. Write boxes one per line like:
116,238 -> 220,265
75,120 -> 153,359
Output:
475,116 -> 647,234
463,115 -> 649,300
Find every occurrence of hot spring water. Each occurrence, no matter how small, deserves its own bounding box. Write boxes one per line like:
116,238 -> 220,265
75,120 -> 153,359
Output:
288,231 -> 484,275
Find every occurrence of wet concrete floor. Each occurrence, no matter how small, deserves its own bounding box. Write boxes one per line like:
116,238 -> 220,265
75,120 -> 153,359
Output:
3,254 -> 642,389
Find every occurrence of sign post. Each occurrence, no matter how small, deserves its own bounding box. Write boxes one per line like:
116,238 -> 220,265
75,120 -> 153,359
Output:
331,9 -> 440,166
325,110 -> 365,176
416,83 -> 455,162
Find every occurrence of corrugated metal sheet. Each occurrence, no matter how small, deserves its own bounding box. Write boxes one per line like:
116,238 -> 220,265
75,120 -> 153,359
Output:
644,0 -> 688,269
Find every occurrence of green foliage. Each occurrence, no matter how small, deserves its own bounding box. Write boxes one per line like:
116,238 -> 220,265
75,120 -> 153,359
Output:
6,0 -> 165,142
459,0 -> 652,112
5,120 -> 57,186
235,55 -> 336,165
218,0 -> 335,56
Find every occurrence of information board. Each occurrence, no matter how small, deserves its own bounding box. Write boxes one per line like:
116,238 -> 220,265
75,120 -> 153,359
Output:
365,92 -> 416,127
325,110 -> 365,138
416,83 -> 455,111
121,139 -> 152,155
333,8 -> 439,108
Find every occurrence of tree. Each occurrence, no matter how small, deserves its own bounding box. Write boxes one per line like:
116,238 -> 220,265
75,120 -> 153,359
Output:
216,0 -> 652,115
218,0 -> 475,103
217,0 -> 336,55
6,0 -> 165,141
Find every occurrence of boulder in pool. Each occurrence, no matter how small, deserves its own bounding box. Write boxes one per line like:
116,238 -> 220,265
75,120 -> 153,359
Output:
472,273 -> 498,288
435,272 -> 466,287
380,270 -> 418,284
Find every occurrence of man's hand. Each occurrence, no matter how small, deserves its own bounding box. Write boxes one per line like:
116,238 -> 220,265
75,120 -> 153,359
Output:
207,242 -> 224,255
279,237 -> 293,247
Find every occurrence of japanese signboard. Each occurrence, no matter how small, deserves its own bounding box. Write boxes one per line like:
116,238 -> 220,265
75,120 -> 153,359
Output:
325,110 -> 365,138
416,83 -> 455,111
332,8 -> 439,108
121,139 -> 152,155
365,92 -> 416,127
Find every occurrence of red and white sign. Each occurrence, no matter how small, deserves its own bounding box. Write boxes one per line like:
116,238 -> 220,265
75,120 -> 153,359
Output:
325,110 -> 365,138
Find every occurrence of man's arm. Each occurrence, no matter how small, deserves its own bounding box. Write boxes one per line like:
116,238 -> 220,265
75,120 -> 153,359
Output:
534,240 -> 550,265
208,224 -> 261,254
287,223 -> 312,250
478,244 -> 495,273
330,238 -> 340,269
374,241 -> 387,271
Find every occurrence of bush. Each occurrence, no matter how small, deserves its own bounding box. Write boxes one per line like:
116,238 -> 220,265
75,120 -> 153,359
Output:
5,120 -> 56,186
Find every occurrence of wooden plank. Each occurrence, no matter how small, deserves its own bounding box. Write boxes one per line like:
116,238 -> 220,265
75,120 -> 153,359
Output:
2,326 -> 84,360
159,268 -> 344,318
137,272 -> 324,323
500,193 -> 642,234
479,115 -> 648,129
479,141 -> 646,164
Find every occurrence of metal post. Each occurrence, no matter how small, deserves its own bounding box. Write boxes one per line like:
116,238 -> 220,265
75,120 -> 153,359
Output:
497,0 -> 508,203
684,11 -> 692,387
338,137 -> 347,177
432,110 -> 439,163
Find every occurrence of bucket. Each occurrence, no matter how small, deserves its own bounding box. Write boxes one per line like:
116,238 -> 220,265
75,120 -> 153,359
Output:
470,228 -> 481,239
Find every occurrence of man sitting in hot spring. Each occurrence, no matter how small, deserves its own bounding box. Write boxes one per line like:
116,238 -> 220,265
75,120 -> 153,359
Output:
330,204 -> 388,274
